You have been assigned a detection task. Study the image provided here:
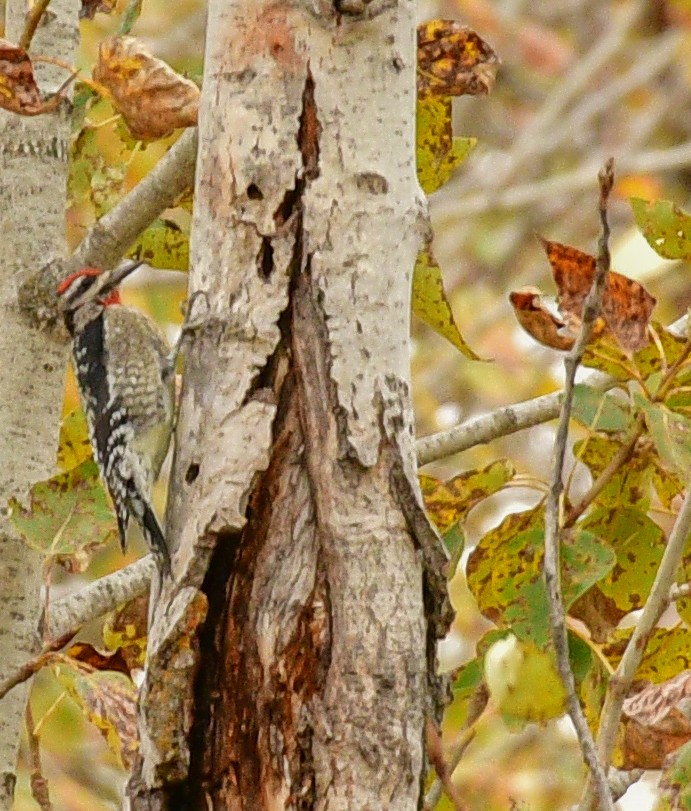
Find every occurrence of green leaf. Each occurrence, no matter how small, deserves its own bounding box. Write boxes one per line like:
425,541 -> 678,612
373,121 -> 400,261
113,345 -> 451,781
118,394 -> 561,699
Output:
630,197 -> 691,261
573,435 -> 652,512
583,506 -> 664,613
603,626 -> 691,684
581,335 -> 637,380
571,384 -> 630,433
119,0 -> 143,34
57,408 -> 92,472
484,635 -> 567,724
8,459 -> 117,563
634,324 -> 690,380
416,96 -> 475,194
448,657 -> 485,728
650,455 -> 685,508
413,246 -> 482,359
91,162 -> 127,218
127,217 -> 190,271
660,738 -> 691,811
420,459 -> 515,533
68,126 -> 103,214
635,394 -> 691,479
467,508 -> 615,648
441,523 -> 465,580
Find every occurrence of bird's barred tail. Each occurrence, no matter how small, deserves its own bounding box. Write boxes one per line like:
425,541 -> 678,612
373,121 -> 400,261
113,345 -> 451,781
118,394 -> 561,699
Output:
140,501 -> 172,576
114,475 -> 172,576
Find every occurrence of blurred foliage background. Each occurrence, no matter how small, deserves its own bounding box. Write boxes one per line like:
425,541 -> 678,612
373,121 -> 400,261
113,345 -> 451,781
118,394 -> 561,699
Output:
6,0 -> 691,809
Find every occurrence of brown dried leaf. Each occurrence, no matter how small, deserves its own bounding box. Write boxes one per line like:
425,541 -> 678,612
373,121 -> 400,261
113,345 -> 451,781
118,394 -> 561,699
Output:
93,35 -> 199,140
540,237 -> 656,352
509,288 -> 576,351
79,0 -> 116,19
53,659 -> 138,770
417,20 -> 499,98
620,672 -> 691,769
0,39 -> 68,116
66,642 -> 131,676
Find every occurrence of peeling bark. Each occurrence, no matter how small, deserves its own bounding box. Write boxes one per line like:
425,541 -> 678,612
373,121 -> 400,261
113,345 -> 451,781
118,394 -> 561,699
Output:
130,2 -> 450,809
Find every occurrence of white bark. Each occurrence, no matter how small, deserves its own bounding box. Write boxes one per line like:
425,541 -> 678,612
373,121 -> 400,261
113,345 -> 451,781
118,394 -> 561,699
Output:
131,1 -> 449,808
0,2 -> 79,806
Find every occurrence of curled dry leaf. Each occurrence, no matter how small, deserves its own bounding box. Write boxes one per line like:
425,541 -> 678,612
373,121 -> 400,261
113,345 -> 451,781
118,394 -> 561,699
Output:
93,35 -> 199,140
620,671 -> 691,769
510,239 -> 657,352
0,39 -> 71,115
417,20 -> 500,98
509,288 -> 577,351
541,237 -> 656,352
79,0 -> 116,19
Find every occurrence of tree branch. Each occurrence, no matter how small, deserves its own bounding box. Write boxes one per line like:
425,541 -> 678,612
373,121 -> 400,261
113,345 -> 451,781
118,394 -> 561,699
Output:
18,128 -> 197,327
19,0 -> 53,50
544,159 -> 615,811
71,128 -> 197,270
416,313 -> 690,466
46,555 -> 154,641
445,141 -> 691,217
415,372 -> 614,466
578,488 -> 691,810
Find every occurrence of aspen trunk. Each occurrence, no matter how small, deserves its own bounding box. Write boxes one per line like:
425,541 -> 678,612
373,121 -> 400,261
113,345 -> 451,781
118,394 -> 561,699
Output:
0,2 -> 79,806
131,2 -> 449,808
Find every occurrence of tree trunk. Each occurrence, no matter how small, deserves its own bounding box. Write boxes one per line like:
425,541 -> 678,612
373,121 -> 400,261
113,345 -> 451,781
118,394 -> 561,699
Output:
131,2 -> 449,808
0,2 -> 79,807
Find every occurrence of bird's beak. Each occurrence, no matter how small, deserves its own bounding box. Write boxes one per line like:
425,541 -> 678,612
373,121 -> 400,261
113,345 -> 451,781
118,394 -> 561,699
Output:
102,259 -> 145,291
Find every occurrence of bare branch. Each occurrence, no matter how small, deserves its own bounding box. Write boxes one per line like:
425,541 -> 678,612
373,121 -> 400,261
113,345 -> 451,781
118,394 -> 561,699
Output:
445,141 -> 691,217
25,702 -> 52,811
415,372 -> 613,466
0,632 -> 74,702
544,160 -> 615,811
70,128 -> 197,271
19,0 -> 53,51
423,726 -> 476,811
416,313 -> 690,466
46,556 -> 154,641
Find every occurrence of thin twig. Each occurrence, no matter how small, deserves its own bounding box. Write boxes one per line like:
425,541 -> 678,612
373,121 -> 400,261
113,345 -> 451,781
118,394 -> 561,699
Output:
423,724 -> 476,811
578,488 -> 691,810
19,0 -> 53,50
25,702 -> 53,811
416,313 -> 690,467
440,140 -> 691,218
0,631 -> 73,702
544,159 -> 616,811
564,414 -> 645,527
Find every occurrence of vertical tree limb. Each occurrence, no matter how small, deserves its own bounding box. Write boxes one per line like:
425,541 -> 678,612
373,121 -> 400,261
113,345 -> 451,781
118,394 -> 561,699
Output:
543,160 -> 616,811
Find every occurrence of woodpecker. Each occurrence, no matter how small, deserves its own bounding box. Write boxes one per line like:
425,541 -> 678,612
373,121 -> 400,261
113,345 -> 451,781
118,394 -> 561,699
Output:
57,262 -> 175,574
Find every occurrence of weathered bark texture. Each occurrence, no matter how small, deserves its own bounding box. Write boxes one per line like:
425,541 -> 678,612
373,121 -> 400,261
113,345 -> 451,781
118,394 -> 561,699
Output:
0,2 -> 79,807
130,1 -> 449,809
